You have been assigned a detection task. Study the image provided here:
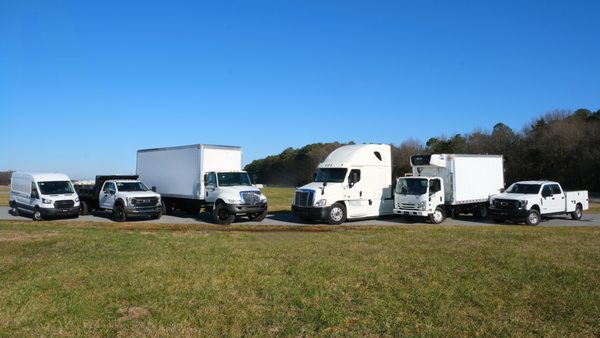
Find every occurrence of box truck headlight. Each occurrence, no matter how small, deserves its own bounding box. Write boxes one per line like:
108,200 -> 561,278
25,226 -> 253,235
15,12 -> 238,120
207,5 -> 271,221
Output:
228,199 -> 242,204
260,194 -> 267,202
315,199 -> 327,207
418,201 -> 427,210
42,198 -> 52,204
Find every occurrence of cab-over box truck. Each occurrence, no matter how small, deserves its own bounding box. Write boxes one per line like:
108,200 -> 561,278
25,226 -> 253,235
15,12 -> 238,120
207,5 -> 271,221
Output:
136,144 -> 267,225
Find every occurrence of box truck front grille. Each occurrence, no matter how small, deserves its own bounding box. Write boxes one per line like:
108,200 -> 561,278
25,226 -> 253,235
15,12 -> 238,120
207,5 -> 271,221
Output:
54,200 -> 75,208
294,190 -> 314,207
131,197 -> 159,206
492,199 -> 520,210
241,191 -> 261,205
400,203 -> 418,210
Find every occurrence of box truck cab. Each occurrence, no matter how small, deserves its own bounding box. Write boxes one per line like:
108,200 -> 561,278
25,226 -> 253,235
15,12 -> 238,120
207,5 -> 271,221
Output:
291,144 -> 395,225
9,172 -> 80,221
394,154 -> 504,224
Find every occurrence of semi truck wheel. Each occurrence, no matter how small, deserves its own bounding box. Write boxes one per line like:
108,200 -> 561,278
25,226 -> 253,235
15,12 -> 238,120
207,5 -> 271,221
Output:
429,207 -> 445,224
328,203 -> 346,225
113,205 -> 127,222
248,209 -> 267,222
213,203 -> 235,225
571,204 -> 583,220
525,209 -> 540,226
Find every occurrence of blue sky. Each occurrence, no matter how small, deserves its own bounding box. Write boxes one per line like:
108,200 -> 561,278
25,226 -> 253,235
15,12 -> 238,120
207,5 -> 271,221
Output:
1,0 -> 599,179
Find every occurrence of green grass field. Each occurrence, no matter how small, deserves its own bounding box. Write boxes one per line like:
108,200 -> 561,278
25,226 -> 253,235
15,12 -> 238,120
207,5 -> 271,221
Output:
1,222 -> 599,336
0,186 -> 8,207
262,187 -> 294,213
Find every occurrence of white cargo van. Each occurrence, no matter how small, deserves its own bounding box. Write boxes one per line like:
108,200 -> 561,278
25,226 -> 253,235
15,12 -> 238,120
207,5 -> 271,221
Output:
9,172 -> 80,221
291,144 -> 395,224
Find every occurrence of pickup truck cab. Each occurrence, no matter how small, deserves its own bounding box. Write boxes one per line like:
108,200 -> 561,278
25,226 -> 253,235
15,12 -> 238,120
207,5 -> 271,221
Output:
489,181 -> 589,225
74,175 -> 162,222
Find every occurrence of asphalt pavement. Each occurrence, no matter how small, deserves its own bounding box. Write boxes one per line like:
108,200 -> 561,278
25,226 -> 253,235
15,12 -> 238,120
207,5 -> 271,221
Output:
1,206 -> 599,227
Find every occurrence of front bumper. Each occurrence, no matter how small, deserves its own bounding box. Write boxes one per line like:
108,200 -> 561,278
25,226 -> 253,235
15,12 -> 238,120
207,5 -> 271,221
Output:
227,203 -> 268,215
125,205 -> 162,215
488,208 -> 529,218
394,209 -> 429,217
292,205 -> 330,220
39,206 -> 80,217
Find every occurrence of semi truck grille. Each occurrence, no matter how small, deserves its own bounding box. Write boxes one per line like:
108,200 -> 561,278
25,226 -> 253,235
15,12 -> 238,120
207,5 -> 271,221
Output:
294,190 -> 314,207
131,197 -> 159,206
241,191 -> 261,205
54,200 -> 75,208
492,199 -> 520,210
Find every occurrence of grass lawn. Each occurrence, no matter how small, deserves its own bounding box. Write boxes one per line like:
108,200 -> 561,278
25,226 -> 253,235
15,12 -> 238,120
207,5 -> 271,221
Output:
262,187 -> 294,213
0,186 -> 8,207
1,221 -> 599,336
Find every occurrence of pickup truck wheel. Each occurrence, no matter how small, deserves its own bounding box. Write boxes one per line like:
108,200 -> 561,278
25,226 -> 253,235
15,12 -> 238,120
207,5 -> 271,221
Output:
32,208 -> 43,221
328,203 -> 346,225
525,209 -> 540,226
429,207 -> 445,224
151,212 -> 162,220
113,205 -> 127,222
213,203 -> 234,225
248,209 -> 267,222
571,204 -> 583,220
80,201 -> 89,216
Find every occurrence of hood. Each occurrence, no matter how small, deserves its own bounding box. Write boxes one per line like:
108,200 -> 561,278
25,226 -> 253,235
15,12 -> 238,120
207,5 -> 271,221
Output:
120,191 -> 161,198
491,193 -> 535,201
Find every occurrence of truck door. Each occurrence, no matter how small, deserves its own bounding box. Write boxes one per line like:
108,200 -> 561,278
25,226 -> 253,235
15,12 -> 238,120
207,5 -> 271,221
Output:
541,184 -> 565,214
428,178 -> 444,210
100,182 -> 117,210
204,172 -> 218,203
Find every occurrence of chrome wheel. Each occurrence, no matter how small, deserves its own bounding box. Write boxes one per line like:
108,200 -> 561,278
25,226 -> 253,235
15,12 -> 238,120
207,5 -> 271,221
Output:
526,210 -> 540,226
430,207 -> 445,224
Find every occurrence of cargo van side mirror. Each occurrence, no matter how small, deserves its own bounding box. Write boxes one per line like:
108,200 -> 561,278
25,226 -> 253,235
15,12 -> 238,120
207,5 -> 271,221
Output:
31,191 -> 39,199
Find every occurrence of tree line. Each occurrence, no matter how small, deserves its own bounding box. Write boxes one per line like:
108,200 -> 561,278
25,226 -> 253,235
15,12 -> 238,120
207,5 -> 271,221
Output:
245,109 -> 600,191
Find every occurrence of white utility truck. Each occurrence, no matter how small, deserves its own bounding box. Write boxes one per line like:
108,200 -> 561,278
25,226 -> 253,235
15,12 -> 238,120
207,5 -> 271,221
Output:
74,175 -> 162,221
291,144 -> 395,224
136,144 -> 267,225
394,154 -> 504,224
489,181 -> 589,225
9,172 -> 80,221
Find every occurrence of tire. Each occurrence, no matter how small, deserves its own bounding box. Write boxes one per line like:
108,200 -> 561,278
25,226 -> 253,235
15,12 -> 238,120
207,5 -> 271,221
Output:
32,208 -> 43,221
474,205 -> 489,219
327,203 -> 346,225
213,203 -> 235,225
80,201 -> 89,216
248,209 -> 267,222
571,204 -> 583,220
10,202 -> 19,216
429,207 -> 445,224
162,201 -> 173,215
525,209 -> 540,226
151,212 -> 162,220
113,204 -> 127,222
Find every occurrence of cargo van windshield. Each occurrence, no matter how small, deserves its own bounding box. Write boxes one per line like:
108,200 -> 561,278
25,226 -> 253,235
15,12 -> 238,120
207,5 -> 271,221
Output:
315,168 -> 348,183
217,172 -> 252,187
117,182 -> 150,192
38,181 -> 75,195
396,178 -> 428,195
505,183 -> 541,194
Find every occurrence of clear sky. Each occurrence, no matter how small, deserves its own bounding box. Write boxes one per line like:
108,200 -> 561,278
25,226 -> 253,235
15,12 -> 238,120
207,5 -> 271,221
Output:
1,0 -> 599,179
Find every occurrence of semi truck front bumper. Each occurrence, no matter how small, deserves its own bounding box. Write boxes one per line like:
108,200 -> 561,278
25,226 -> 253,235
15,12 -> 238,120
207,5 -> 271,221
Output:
227,203 -> 268,215
394,209 -> 429,217
40,206 -> 80,217
292,205 -> 330,220
489,208 -> 529,218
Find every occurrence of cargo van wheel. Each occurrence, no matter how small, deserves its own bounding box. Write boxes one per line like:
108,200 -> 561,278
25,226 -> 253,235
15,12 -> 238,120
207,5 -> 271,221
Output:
429,207 -> 445,224
248,209 -> 267,222
32,208 -> 43,221
10,202 -> 19,216
328,203 -> 346,225
113,205 -> 127,222
571,204 -> 583,220
80,201 -> 89,215
213,203 -> 235,225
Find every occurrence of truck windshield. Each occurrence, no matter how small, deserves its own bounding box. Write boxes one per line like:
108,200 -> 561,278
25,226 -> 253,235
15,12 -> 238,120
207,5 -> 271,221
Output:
505,183 -> 541,194
117,182 -> 150,192
38,181 -> 75,195
395,178 -> 428,195
218,172 -> 252,187
315,168 -> 348,183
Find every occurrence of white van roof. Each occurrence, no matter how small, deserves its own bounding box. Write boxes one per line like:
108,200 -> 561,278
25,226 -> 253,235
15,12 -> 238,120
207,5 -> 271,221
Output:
12,172 -> 73,182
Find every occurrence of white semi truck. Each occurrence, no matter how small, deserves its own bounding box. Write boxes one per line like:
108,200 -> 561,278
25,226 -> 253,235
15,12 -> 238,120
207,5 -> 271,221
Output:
291,144 -> 395,225
394,154 -> 505,224
136,144 -> 267,225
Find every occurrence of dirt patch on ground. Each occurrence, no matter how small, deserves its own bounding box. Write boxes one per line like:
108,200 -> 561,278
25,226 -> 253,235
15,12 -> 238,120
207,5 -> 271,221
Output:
0,231 -> 56,242
117,307 -> 151,322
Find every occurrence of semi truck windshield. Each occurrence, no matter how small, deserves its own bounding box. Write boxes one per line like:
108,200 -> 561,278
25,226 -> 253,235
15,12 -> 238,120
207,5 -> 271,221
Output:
314,168 -> 348,183
38,181 -> 75,195
395,178 -> 428,195
218,173 -> 253,187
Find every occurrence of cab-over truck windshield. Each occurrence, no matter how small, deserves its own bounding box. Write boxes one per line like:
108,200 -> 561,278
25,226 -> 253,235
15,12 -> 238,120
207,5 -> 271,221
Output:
395,178 -> 428,195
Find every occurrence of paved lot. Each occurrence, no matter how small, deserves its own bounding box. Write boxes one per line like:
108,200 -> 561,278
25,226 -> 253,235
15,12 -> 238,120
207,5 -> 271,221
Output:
1,206 -> 599,227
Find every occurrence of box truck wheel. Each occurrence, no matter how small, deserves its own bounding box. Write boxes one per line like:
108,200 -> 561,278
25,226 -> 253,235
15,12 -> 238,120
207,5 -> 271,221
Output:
525,209 -> 540,226
571,204 -> 583,220
113,204 -> 127,222
248,209 -> 267,222
328,203 -> 346,225
429,207 -> 445,224
213,203 -> 235,225
80,201 -> 89,215
32,208 -> 43,221
474,204 -> 488,219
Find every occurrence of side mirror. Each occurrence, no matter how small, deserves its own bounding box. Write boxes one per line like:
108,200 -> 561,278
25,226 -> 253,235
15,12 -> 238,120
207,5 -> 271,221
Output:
31,192 -> 39,199
151,186 -> 157,192
500,188 -> 505,193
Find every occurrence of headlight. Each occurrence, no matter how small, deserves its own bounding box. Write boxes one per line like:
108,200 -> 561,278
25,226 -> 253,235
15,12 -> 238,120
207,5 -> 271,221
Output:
418,201 -> 427,210
227,199 -> 242,204
260,194 -> 267,202
519,200 -> 528,209
75,197 -> 80,202
126,197 -> 133,205
42,198 -> 52,204
315,199 -> 327,207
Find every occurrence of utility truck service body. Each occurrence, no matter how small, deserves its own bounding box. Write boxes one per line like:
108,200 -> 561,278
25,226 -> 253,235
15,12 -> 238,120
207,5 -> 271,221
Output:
136,144 -> 267,225
394,154 -> 504,224
489,181 -> 589,225
9,172 -> 80,221
292,144 -> 395,224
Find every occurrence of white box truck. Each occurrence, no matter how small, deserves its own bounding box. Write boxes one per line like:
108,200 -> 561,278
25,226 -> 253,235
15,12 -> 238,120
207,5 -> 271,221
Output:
9,172 -> 80,221
291,144 -> 395,224
136,144 -> 267,225
394,154 -> 504,224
